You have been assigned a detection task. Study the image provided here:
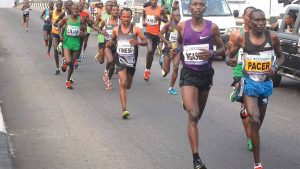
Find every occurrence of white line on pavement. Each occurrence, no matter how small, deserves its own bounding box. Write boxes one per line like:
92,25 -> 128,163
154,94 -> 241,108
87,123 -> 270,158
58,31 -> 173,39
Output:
0,103 -> 7,133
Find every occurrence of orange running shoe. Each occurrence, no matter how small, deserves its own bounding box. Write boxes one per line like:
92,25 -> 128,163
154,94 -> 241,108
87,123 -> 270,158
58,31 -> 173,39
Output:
144,69 -> 150,81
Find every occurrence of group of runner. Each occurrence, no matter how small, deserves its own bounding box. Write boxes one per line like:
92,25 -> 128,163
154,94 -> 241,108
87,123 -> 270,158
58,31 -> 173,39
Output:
22,0 -> 284,168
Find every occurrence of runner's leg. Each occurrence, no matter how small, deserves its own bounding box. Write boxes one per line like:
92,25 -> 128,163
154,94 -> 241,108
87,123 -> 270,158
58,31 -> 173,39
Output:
52,36 -> 60,73
244,95 -> 266,164
118,68 -> 128,111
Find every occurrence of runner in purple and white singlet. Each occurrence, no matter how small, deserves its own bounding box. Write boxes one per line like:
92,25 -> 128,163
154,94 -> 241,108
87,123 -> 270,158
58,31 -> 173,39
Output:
175,0 -> 225,168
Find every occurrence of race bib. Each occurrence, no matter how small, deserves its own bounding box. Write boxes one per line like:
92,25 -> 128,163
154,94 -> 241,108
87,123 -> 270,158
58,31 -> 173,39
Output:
105,29 -> 113,40
183,44 -> 209,65
117,42 -> 135,67
23,8 -> 29,14
67,25 -> 80,37
169,32 -> 178,42
146,15 -> 158,26
237,48 -> 244,64
244,50 -> 274,74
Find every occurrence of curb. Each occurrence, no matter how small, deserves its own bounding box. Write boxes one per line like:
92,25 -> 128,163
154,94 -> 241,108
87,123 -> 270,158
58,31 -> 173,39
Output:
0,104 -> 14,169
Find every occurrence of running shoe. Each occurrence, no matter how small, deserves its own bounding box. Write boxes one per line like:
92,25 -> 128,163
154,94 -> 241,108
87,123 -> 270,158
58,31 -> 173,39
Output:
102,70 -> 109,83
161,69 -> 167,77
57,42 -> 63,55
81,51 -> 85,58
105,80 -> 112,90
78,56 -> 82,63
61,59 -> 67,72
193,159 -> 207,169
94,53 -> 99,61
122,110 -> 130,119
247,139 -> 253,151
254,165 -> 263,169
70,76 -> 74,84
159,54 -> 164,69
74,59 -> 79,69
144,69 -> 150,81
168,88 -> 178,95
65,81 -> 73,89
229,87 -> 237,102
55,69 -> 60,75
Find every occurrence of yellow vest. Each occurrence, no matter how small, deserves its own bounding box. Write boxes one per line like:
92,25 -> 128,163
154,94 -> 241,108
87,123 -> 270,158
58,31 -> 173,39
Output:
52,9 -> 62,34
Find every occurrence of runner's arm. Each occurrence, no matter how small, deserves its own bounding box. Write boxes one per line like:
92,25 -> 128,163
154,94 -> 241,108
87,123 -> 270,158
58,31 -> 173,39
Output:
158,23 -> 171,46
271,33 -> 284,67
211,23 -> 225,57
54,13 -> 66,26
40,10 -> 46,21
57,16 -> 67,31
228,35 -> 242,59
160,8 -> 169,23
142,9 -> 147,26
134,26 -> 148,46
176,22 -> 184,52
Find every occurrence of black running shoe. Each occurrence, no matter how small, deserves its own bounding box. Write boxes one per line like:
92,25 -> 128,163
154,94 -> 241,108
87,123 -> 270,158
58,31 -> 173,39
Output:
55,69 -> 60,75
194,160 -> 207,169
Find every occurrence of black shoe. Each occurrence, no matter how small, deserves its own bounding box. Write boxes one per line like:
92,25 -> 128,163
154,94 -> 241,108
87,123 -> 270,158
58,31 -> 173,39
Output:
55,69 -> 60,75
194,160 -> 207,169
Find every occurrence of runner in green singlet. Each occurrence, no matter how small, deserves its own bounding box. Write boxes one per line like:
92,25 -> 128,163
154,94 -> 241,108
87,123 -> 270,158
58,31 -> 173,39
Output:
57,4 -> 84,89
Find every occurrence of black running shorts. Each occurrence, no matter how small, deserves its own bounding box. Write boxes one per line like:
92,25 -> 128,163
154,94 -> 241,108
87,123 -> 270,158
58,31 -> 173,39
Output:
179,67 -> 214,91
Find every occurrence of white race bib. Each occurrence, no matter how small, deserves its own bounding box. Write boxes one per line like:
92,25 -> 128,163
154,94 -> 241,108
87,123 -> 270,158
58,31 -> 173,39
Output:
146,15 -> 158,26
183,44 -> 209,65
23,8 -> 29,14
237,48 -> 244,64
67,25 -> 80,37
117,42 -> 135,67
105,29 -> 113,40
169,32 -> 178,42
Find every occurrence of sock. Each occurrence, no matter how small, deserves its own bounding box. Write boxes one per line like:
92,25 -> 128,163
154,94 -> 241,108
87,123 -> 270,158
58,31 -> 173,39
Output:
169,87 -> 173,90
255,163 -> 262,167
193,153 -> 201,163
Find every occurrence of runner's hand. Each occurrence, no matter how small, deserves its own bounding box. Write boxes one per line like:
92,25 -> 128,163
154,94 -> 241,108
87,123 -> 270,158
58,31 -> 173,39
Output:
102,30 -> 107,36
155,16 -> 161,21
142,21 -> 147,27
199,49 -> 213,61
225,56 -> 238,67
226,42 -> 233,51
106,41 -> 112,48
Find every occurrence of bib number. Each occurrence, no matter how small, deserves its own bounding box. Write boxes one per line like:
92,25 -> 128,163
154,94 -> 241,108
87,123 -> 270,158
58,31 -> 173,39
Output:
146,15 -> 158,26
117,42 -> 135,67
169,32 -> 178,42
183,44 -> 209,65
67,25 -> 80,37
23,8 -> 29,14
105,29 -> 113,40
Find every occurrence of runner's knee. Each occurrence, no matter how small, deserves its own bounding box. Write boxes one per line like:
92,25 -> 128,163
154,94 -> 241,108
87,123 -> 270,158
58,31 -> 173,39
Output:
188,110 -> 200,122
250,114 -> 261,126
119,79 -> 127,89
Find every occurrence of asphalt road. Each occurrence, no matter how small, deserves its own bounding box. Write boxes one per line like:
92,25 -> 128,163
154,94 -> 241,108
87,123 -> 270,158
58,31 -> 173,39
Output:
0,8 -> 300,169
